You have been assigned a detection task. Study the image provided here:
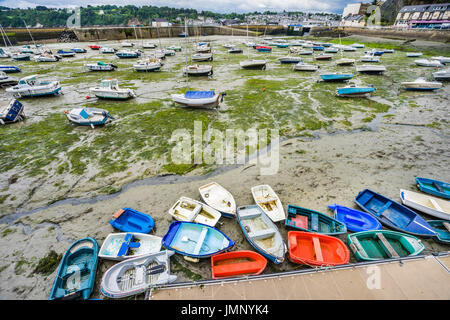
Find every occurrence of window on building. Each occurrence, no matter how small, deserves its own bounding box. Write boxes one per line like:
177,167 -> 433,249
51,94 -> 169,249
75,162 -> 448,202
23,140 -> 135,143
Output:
403,12 -> 410,20
443,11 -> 450,20
412,12 -> 420,19
422,12 -> 430,20
432,11 -> 440,20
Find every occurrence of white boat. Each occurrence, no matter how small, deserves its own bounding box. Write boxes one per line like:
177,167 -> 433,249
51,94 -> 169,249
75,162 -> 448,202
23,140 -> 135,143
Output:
143,42 -> 157,49
407,52 -> 423,57
222,43 -> 234,49
251,184 -> 285,222
401,77 -> 442,91
382,49 -> 395,53
351,43 -> 365,48
431,56 -> 450,64
164,49 -> 176,56
433,68 -> 450,81
228,46 -> 243,54
198,182 -> 236,218
0,71 -> 18,87
400,189 -> 450,220
356,64 -> 386,75
98,233 -> 162,261
195,45 -> 211,53
244,41 -> 256,47
133,58 -> 163,72
172,90 -> 224,108
100,47 -> 116,54
168,196 -> 221,227
121,41 -> 134,47
324,47 -> 339,53
100,250 -> 177,299
191,53 -> 213,62
167,45 -> 181,52
293,62 -> 319,71
336,58 -> 356,66
85,61 -> 117,71
6,75 -> 61,97
360,53 -> 380,63
279,56 -> 302,64
89,79 -> 136,100
0,99 -> 25,125
183,64 -> 213,76
65,107 -> 113,128
11,53 -> 31,61
342,46 -> 357,52
34,53 -> 60,62
0,48 -> 10,58
240,59 -> 267,70
414,59 -> 443,67
56,50 -> 75,57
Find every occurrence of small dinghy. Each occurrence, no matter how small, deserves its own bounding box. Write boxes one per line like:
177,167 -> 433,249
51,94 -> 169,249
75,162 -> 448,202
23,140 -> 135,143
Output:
198,182 -> 236,218
6,75 -> 61,97
356,64 -> 386,75
49,238 -> 99,300
433,68 -> 450,81
211,250 -> 267,279
314,53 -> 333,61
251,184 -> 285,222
240,59 -> 267,70
71,48 -> 86,53
153,49 -> 166,59
336,84 -> 375,97
98,233 -> 162,261
342,46 -> 357,52
431,56 -> 450,64
34,53 -> 60,62
142,42 -> 157,49
171,90 -> 224,109
89,79 -> 136,100
100,250 -> 177,299
288,231 -> 350,267
164,49 -> 176,56
162,221 -> 234,259
166,45 -> 182,52
0,65 -> 21,73
335,58 -> 355,66
320,73 -> 353,81
324,47 -> 339,53
416,177 -> 450,199
293,62 -> 319,71
0,99 -> 25,125
85,61 -> 117,71
109,208 -> 155,233
312,45 -> 324,51
360,53 -> 380,63
275,43 -> 289,48
351,43 -> 365,48
11,53 -> 30,61
182,64 -> 213,76
237,205 -> 286,264
285,204 -> 347,235
191,53 -> 213,61
427,220 -> 450,245
65,107 -> 113,128
88,45 -> 101,50
347,230 -> 424,262
133,58 -> 163,72
100,47 -> 116,54
355,188 -> 436,237
0,48 -> 10,58
228,46 -> 243,54
168,196 -> 221,227
328,204 -> 382,232
0,71 -> 18,87
116,49 -> 141,59
401,77 -> 442,91
57,50 -> 76,57
120,41 -> 134,47
365,49 -> 384,56
382,49 -> 394,53
407,52 -> 422,57
195,44 -> 211,53
414,59 -> 443,67
256,46 -> 272,52
279,56 -> 302,64
400,189 -> 450,220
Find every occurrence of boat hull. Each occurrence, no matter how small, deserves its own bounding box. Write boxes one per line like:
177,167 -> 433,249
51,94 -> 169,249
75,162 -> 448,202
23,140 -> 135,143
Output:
211,250 -> 267,279
329,204 -> 382,232
400,189 -> 450,220
109,208 -> 155,233
416,177 -> 450,199
98,233 -> 162,261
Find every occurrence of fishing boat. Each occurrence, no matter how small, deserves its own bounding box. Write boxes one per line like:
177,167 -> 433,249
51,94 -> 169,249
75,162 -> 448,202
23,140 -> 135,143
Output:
211,250 -> 267,279
324,47 -> 339,53
336,84 -> 375,97
279,56 -> 302,64
255,46 -> 272,52
71,48 -> 86,53
414,59 -> 443,67
0,99 -> 24,125
314,53 -> 333,61
347,230 -> 425,262
100,250 -> 177,299
356,64 -> 386,75
85,61 -> 117,71
162,221 -> 234,259
6,75 -> 61,97
89,79 -> 136,100
360,53 -> 380,63
416,177 -> 450,199
406,52 -> 422,57
427,220 -> 450,244
65,107 -> 113,128
328,204 -> 382,232
285,204 -> 347,235
400,77 -> 442,91
237,205 -> 286,264
355,188 -> 436,237
171,90 -> 224,108
98,233 -> 162,261
49,237 -> 99,300
168,196 -> 221,227
431,56 -> 450,64
0,65 -> 21,73
228,46 -> 243,54
240,59 -> 267,70
336,58 -> 356,66
34,53 -> 60,62
57,49 -> 76,57
288,231 -> 350,267
400,189 -> 450,220
109,208 -> 155,233
0,71 -> 18,87
191,53 -> 213,62
11,53 -> 30,61
198,182 -> 236,218
320,73 -> 353,81
133,57 -> 163,72
182,64 -> 213,76
433,68 -> 450,81
251,184 -> 285,222
100,47 -> 116,54
293,62 -> 319,71
88,45 -> 101,50
116,49 -> 141,59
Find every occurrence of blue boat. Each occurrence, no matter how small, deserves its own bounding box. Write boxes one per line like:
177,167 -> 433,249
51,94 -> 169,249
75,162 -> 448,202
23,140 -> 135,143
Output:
276,44 -> 289,48
49,237 -> 99,300
355,189 -> 436,237
416,177 -> 450,199
116,50 -> 141,59
71,48 -> 86,53
0,99 -> 25,124
109,208 -> 155,233
320,73 -> 353,81
285,204 -> 347,235
162,221 -> 234,259
427,220 -> 450,244
312,46 -> 324,51
336,85 -> 375,97
57,49 -> 76,57
0,65 -> 21,73
328,204 -> 382,232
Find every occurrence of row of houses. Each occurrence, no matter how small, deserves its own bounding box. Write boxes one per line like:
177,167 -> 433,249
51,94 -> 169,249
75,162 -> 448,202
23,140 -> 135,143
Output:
394,3 -> 450,29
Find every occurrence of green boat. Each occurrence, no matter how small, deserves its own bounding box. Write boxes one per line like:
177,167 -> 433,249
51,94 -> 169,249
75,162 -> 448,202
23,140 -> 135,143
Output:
427,220 -> 450,245
347,230 -> 425,262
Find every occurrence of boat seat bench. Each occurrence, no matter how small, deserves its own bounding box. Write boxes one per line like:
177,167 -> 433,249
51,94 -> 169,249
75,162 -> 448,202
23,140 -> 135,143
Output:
192,227 -> 209,255
213,261 -> 262,276
239,208 -> 262,220
376,233 -> 399,258
312,237 -> 324,262
248,229 -> 276,240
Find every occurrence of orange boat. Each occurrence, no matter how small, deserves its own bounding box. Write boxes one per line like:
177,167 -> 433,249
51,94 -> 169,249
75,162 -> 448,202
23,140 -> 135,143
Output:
211,250 -> 267,279
287,231 -> 350,267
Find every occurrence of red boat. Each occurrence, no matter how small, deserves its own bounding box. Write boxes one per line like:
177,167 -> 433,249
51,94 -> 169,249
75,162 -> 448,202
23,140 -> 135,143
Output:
256,46 -> 272,52
211,250 -> 267,279
288,231 -> 350,267
89,45 -> 101,50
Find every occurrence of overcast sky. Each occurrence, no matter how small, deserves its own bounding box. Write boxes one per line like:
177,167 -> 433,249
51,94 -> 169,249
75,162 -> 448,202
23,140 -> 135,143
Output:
0,0 -> 358,14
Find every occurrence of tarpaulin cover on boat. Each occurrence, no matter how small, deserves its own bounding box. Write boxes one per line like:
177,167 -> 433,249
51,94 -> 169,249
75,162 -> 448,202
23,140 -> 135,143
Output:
185,91 -> 215,99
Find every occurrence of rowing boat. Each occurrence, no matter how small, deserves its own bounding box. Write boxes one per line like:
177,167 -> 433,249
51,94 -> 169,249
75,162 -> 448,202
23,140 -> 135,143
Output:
251,184 -> 285,222
211,250 -> 267,279
98,232 -> 162,261
328,204 -> 382,232
168,196 -> 221,227
109,208 -> 155,234
198,182 -> 236,218
416,177 -> 450,199
400,189 -> 450,220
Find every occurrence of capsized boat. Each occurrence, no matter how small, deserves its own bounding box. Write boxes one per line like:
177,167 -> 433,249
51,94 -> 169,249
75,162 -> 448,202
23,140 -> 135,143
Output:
65,107 -> 113,128
89,79 -> 136,100
191,53 -> 213,61
336,84 -> 375,97
320,73 -> 353,81
49,237 -> 98,300
109,208 -> 155,233
168,196 -> 221,227
0,71 -> 18,87
211,250 -> 267,279
133,57 -> 163,72
182,64 -> 213,76
171,90 -> 225,109
0,99 -> 25,125
347,230 -> 425,262
293,62 -> 319,71
328,204 -> 382,232
288,231 -> 350,267
433,68 -> 450,81
427,220 -> 450,244
279,56 -> 302,64
400,189 -> 450,220
416,177 -> 450,200
401,77 -> 442,91
251,184 -> 285,222
100,250 -> 177,299
85,61 -> 117,71
98,233 -> 162,261
198,182 -> 236,218
355,188 -> 436,237
162,221 -> 234,259
414,59 -> 443,67
285,204 -> 347,235
0,65 -> 21,73
6,75 -> 62,97
240,59 -> 267,70
237,205 -> 286,264
356,64 -> 386,75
